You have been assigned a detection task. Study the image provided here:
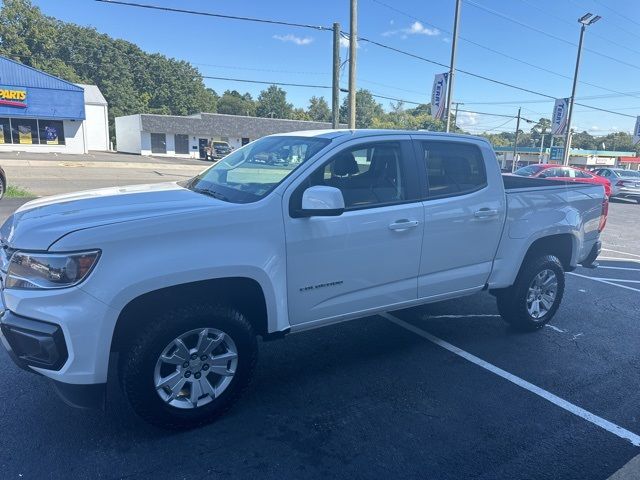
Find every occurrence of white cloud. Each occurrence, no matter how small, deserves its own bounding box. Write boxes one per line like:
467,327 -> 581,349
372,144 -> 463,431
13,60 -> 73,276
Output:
383,21 -> 440,38
457,111 -> 480,128
339,36 -> 360,49
273,34 -> 313,46
408,21 -> 440,36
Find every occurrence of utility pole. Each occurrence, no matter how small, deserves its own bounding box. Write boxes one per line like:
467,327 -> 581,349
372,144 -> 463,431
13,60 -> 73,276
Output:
512,107 -> 521,173
445,0 -> 462,133
332,22 -> 340,129
348,0 -> 358,129
563,13 -> 601,165
452,102 -> 462,131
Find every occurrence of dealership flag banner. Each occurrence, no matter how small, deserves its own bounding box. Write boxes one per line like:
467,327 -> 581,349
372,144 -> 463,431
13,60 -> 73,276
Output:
431,73 -> 449,121
551,98 -> 570,136
634,116 -> 640,145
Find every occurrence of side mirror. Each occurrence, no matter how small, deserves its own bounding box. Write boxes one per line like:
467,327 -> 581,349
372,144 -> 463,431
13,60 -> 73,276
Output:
538,173 -> 547,178
297,186 -> 345,217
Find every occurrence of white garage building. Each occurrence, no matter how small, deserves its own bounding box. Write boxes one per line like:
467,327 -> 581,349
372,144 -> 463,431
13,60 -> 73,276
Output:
115,112 -> 337,159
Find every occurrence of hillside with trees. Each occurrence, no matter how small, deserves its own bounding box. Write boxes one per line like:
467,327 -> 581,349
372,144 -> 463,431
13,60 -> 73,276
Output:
0,0 -> 636,153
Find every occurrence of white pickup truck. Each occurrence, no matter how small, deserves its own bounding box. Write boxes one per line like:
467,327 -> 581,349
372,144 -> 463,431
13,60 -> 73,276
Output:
0,130 -> 607,428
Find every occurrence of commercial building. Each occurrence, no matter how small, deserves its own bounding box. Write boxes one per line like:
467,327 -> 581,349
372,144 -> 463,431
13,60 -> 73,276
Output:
494,146 -> 635,170
0,56 -> 109,154
115,112 -> 339,158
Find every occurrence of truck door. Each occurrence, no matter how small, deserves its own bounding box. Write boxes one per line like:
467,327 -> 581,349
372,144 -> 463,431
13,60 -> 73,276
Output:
283,137 -> 424,326
414,139 -> 505,299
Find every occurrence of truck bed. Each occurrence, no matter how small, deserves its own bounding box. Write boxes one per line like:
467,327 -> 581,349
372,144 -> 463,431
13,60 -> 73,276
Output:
502,174 -> 578,191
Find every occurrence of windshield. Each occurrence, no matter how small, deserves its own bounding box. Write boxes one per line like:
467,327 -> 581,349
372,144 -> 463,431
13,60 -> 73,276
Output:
185,135 -> 330,203
514,165 -> 544,177
213,142 -> 229,147
613,169 -> 640,178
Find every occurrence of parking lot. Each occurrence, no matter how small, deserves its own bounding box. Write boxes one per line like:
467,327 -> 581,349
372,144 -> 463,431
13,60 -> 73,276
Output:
0,198 -> 638,479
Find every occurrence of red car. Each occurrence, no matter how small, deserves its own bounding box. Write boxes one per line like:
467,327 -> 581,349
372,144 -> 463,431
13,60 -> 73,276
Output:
513,164 -> 612,197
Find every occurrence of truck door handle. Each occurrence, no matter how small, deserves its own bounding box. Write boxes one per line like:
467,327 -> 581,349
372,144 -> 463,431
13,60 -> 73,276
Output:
474,208 -> 499,219
388,219 -> 420,231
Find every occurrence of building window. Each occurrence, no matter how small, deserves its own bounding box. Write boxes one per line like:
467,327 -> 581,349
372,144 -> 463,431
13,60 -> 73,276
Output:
150,133 -> 166,154
242,137 -> 250,146
175,134 -> 189,154
12,118 -> 39,145
0,118 -> 11,144
39,120 -> 65,145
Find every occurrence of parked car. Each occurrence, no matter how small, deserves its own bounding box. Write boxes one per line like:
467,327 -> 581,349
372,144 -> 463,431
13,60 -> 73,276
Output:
0,131 -> 607,429
592,168 -> 640,203
513,164 -> 612,197
206,141 -> 232,161
0,166 -> 6,199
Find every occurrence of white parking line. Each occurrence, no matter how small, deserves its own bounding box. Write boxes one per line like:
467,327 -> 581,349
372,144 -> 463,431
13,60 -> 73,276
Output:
603,248 -> 640,259
596,265 -> 640,272
382,312 -> 640,447
568,272 -> 640,293
599,257 -> 640,264
588,278 -> 640,284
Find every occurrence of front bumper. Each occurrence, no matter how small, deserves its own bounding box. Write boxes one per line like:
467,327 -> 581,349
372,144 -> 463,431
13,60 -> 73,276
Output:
0,302 -> 108,409
0,310 -> 68,370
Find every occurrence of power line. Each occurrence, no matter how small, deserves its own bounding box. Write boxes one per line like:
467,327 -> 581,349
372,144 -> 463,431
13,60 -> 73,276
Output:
192,62 -> 327,76
368,0 -> 640,99
574,102 -> 636,119
94,0 -> 332,31
355,35 -> 557,100
517,0 -> 640,57
42,1 -> 640,122
464,0 -> 640,73
203,76 -> 331,89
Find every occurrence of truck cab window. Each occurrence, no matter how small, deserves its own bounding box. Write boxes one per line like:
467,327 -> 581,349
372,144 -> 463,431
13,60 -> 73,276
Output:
421,141 -> 487,198
310,142 -> 406,209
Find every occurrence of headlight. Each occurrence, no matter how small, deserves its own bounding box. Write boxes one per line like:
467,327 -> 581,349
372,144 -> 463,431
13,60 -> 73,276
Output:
5,250 -> 100,290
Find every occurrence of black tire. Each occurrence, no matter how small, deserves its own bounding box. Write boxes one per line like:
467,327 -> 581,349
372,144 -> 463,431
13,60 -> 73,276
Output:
0,176 -> 5,200
496,254 -> 565,332
119,304 -> 257,429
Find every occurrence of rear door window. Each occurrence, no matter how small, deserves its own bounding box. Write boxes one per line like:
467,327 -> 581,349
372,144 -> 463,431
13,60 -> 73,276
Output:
419,141 -> 487,198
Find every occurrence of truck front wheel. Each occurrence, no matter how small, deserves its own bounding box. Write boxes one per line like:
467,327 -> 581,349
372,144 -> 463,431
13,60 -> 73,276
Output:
119,304 -> 258,429
496,255 -> 565,331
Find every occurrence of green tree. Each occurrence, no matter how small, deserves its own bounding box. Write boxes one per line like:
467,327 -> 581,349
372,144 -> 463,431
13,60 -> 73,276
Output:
0,0 -> 221,143
215,90 -> 255,116
256,85 -> 293,119
530,117 -> 552,149
339,89 -> 384,128
291,107 -> 310,121
307,96 -> 331,122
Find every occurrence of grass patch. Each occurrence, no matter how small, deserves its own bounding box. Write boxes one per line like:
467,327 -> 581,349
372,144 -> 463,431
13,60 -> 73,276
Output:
5,185 -> 34,198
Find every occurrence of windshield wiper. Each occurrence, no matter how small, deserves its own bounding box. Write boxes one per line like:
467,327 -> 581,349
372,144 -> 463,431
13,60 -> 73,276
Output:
192,187 -> 230,202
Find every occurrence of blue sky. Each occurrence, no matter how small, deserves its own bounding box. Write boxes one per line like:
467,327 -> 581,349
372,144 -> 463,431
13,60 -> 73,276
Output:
31,0 -> 640,134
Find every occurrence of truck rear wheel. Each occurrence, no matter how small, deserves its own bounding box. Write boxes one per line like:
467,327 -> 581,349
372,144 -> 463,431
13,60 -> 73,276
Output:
496,255 -> 565,331
119,304 -> 257,429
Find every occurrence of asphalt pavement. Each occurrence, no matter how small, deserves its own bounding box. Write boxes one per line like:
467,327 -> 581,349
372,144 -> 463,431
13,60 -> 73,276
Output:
0,151 -> 208,196
0,199 -> 639,479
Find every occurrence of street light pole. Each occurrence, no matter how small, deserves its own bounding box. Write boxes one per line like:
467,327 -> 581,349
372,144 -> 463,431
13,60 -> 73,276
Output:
563,13 -> 601,166
445,0 -> 461,133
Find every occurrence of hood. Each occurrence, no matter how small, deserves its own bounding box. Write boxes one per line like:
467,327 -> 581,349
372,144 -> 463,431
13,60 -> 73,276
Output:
1,182 -> 224,250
